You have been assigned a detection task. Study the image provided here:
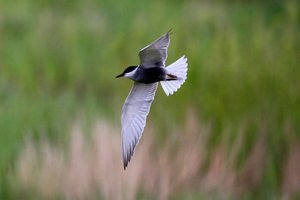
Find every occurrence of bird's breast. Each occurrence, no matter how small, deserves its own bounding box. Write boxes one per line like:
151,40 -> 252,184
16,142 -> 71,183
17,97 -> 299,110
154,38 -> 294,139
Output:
135,67 -> 166,84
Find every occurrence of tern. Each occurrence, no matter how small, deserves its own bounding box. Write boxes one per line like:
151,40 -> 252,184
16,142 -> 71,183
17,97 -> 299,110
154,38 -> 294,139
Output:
116,30 -> 188,169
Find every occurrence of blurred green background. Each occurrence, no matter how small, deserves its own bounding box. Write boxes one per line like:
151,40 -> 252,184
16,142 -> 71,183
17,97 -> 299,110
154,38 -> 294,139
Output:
1,0 -> 300,199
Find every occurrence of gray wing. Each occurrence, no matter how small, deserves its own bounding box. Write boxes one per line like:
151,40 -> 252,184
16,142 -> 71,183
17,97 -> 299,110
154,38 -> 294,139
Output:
138,30 -> 171,68
121,82 -> 158,169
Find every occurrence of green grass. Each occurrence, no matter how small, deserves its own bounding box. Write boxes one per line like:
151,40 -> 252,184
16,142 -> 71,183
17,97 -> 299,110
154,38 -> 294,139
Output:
1,0 -> 300,199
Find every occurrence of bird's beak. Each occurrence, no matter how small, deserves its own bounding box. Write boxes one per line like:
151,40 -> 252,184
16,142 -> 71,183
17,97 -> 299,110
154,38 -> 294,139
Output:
115,73 -> 124,78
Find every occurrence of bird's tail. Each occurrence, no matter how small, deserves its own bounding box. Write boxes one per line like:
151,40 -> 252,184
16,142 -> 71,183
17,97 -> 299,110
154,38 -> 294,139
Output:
160,56 -> 188,96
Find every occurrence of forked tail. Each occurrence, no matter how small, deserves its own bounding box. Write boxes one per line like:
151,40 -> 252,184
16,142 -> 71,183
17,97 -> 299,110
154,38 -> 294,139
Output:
160,56 -> 188,96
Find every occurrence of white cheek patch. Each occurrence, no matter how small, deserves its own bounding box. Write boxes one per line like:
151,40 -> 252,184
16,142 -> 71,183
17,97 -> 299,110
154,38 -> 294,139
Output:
124,67 -> 138,78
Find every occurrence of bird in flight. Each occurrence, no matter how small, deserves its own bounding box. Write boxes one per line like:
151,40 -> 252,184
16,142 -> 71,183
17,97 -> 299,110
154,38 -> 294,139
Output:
116,30 -> 188,169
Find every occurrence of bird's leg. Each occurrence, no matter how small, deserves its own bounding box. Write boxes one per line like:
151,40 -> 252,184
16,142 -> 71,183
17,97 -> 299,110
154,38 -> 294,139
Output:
166,74 -> 177,80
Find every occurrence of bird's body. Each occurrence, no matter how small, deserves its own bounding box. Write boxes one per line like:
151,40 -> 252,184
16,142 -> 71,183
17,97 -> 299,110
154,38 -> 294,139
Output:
123,65 -> 167,84
116,30 -> 188,169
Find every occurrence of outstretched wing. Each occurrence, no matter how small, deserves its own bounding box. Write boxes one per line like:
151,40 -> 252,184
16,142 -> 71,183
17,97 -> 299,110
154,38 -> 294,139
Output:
138,30 -> 171,68
121,82 -> 158,169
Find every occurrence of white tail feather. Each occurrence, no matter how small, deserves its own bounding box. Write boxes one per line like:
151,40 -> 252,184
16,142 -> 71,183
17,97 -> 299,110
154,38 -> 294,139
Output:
160,56 -> 188,96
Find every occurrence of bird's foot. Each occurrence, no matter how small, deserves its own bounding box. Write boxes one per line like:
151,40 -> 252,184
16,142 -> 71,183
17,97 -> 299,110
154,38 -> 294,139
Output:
166,74 -> 177,80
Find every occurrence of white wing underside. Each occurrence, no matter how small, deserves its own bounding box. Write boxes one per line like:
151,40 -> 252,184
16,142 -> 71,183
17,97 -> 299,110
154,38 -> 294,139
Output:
121,82 -> 158,169
138,30 -> 171,68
